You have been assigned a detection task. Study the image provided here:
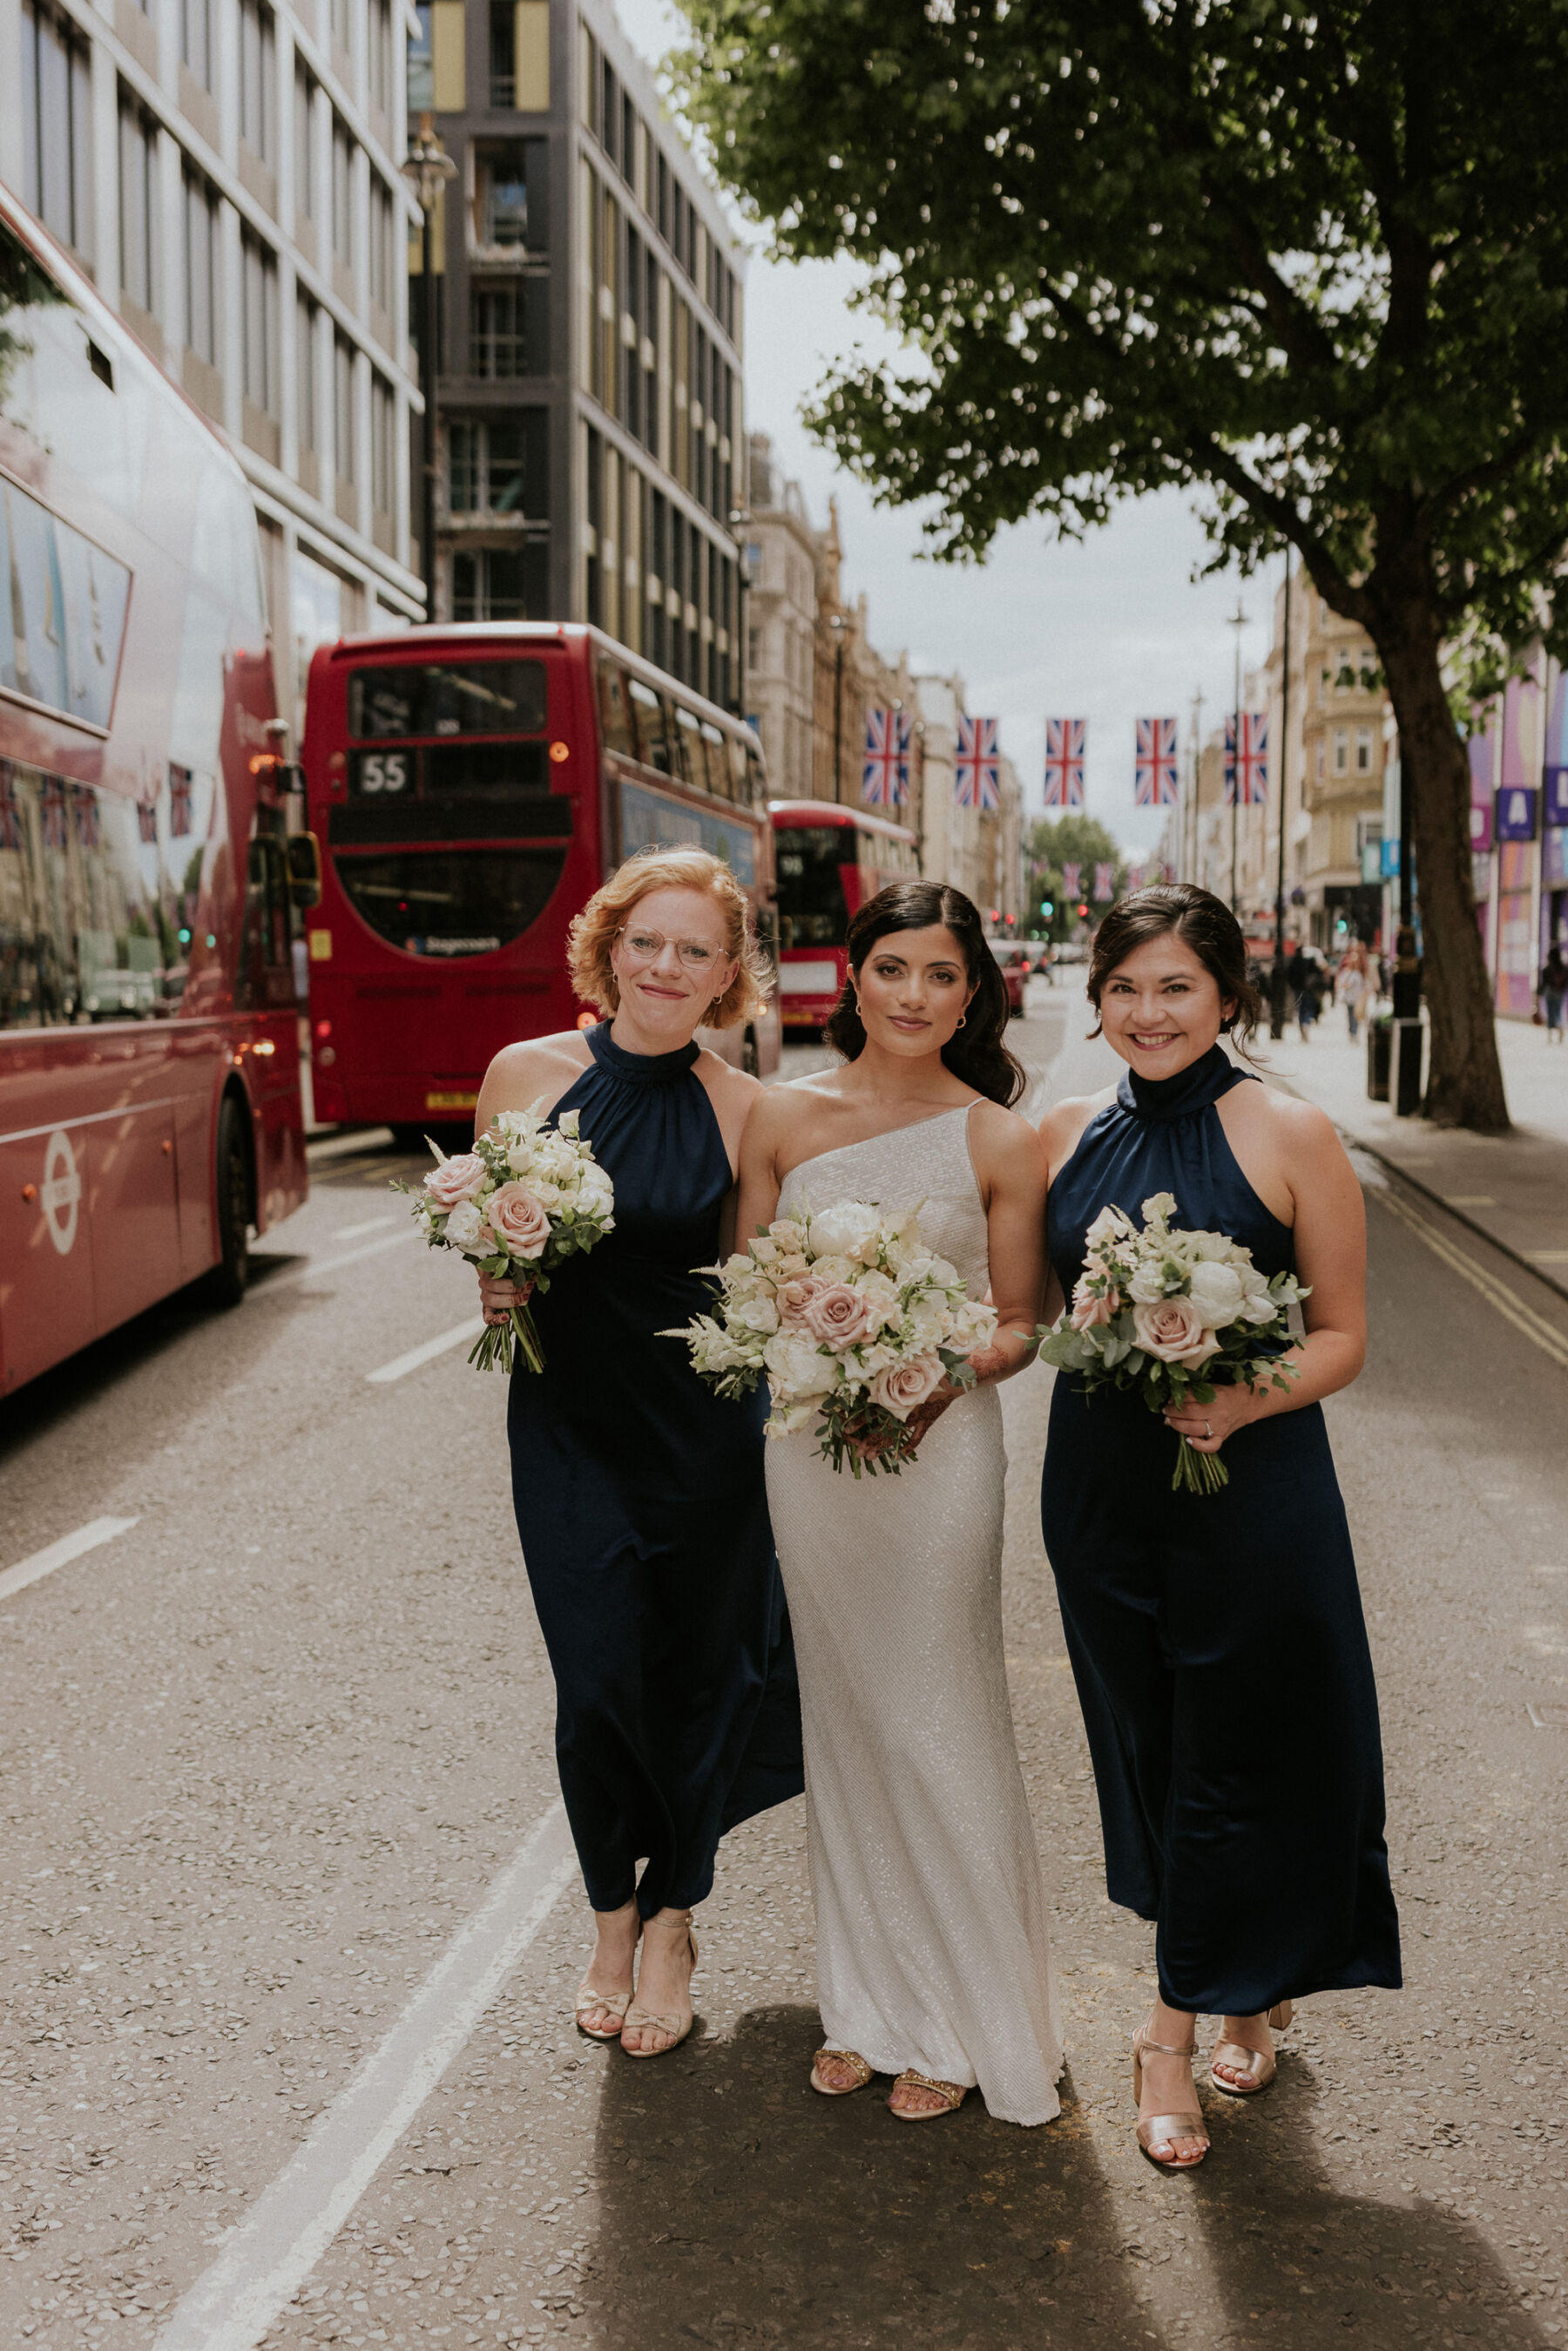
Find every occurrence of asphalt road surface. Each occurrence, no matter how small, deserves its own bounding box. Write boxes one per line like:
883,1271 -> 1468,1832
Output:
2,982 -> 1565,2351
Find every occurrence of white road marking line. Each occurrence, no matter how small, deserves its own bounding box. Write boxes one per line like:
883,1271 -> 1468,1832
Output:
333,1214 -> 397,1243
251,1228 -> 418,1294
154,1803 -> 578,2351
0,1516 -> 140,1605
1370,1187 -> 1568,1371
367,1318 -> 485,1383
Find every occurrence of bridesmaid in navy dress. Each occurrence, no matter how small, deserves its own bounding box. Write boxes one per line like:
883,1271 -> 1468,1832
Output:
1038,885 -> 1399,2168
475,849 -> 802,2057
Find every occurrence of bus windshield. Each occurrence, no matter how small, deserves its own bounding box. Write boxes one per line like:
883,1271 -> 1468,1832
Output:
348,660 -> 547,740
776,825 -> 849,947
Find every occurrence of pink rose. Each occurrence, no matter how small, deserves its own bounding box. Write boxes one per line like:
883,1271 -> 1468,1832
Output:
802,1282 -> 876,1349
1070,1277 -> 1121,1331
1132,1295 -> 1216,1368
775,1274 -> 828,1329
868,1352 -> 945,1421
424,1151 -> 488,1210
484,1181 -> 552,1261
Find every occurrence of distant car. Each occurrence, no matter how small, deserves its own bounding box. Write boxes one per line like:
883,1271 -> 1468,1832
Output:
989,940 -> 1031,1018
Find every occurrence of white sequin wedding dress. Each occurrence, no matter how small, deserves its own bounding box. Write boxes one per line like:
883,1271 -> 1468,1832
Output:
767,1103 -> 1063,2124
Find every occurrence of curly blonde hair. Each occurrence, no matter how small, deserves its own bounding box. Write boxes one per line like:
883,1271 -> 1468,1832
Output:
566,847 -> 772,1029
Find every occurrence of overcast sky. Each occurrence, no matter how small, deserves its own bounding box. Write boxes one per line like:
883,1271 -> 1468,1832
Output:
616,0 -> 1278,857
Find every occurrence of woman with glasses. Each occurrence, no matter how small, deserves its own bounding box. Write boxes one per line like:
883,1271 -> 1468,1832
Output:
474,849 -> 803,2058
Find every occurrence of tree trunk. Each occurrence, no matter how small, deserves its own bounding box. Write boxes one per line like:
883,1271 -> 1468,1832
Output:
1366,599 -> 1511,1133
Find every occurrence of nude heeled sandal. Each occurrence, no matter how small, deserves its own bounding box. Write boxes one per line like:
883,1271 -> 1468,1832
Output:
811,2048 -> 872,2097
574,1906 -> 641,2041
1209,2000 -> 1294,2097
1132,2017 -> 1210,2167
620,1911 -> 698,2057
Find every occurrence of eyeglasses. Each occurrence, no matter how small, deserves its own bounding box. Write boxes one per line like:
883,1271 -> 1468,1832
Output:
616,925 -> 732,974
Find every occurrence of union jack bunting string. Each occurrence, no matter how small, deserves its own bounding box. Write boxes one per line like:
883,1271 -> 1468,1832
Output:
1062,861 -> 1083,899
169,764 -> 194,837
40,777 -> 70,851
1134,717 -> 1180,808
1092,861 -> 1116,903
1224,713 -> 1269,806
0,762 -> 20,851
862,708 -> 911,806
1043,717 -> 1086,809
955,714 -> 1002,810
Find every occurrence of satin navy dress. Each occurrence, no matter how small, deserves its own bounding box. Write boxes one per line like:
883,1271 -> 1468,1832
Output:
1041,1045 -> 1401,2015
507,1023 -> 802,1919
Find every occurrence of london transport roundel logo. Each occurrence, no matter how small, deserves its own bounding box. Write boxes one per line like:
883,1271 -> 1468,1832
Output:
42,1128 -> 83,1257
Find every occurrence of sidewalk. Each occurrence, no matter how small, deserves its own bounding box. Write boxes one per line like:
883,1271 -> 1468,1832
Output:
1260,1010 -> 1568,1299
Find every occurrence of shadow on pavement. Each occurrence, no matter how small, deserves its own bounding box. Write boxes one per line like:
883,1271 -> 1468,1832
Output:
587,2000 -> 1167,2349
1192,2055 -> 1550,2349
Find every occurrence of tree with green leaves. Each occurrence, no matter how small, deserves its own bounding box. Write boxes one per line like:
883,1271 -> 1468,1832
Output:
1026,814 -> 1126,939
673,0 -> 1568,1129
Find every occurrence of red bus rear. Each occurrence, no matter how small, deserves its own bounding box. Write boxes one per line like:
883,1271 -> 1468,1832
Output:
301,625 -> 780,1132
0,189 -> 308,1398
772,801 -> 921,1033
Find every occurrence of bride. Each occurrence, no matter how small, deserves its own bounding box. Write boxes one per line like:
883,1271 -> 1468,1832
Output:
735,880 -> 1061,2124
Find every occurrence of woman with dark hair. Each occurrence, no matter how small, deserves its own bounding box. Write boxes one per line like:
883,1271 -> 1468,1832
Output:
1038,883 -> 1400,2170
735,881 -> 1062,2126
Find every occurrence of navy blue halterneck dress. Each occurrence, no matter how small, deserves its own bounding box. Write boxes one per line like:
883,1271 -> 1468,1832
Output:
1041,1044 -> 1401,2015
506,1023 -> 802,1919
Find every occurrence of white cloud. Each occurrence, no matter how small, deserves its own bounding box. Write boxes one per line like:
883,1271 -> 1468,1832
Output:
613,0 -> 1277,854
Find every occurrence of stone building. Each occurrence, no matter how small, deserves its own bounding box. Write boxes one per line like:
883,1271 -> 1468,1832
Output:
743,430 -> 817,796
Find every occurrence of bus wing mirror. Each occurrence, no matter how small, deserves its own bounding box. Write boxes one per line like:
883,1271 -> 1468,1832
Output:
286,830 -> 322,908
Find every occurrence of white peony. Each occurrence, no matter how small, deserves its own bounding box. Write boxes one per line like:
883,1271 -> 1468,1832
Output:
443,1200 -> 488,1254
731,1293 -> 781,1336
764,1328 -> 833,1399
1186,1258 -> 1247,1325
806,1199 -> 882,1262
1126,1259 -> 1170,1304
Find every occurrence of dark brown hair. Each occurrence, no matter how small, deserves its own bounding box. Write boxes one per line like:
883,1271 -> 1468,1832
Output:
823,881 -> 1026,1108
1087,883 -> 1263,1055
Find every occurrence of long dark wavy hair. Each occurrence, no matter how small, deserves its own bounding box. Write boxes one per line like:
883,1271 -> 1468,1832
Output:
823,881 -> 1025,1108
1087,882 -> 1264,1057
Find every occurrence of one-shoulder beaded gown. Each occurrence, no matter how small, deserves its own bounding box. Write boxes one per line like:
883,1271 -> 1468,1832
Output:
1041,1044 -> 1402,2015
766,1101 -> 1062,2126
507,1023 -> 803,1921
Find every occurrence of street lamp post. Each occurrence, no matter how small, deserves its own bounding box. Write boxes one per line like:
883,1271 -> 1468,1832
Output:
1271,558 -> 1292,1039
400,114 -> 457,617
1227,599 -> 1247,913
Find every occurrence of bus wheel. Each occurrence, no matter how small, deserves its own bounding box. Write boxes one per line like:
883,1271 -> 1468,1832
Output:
199,1093 -> 253,1309
743,1025 -> 760,1078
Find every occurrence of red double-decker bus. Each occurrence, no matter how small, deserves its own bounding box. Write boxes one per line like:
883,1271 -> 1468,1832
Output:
772,800 -> 921,1033
0,187 -> 312,1398
301,625 -> 780,1135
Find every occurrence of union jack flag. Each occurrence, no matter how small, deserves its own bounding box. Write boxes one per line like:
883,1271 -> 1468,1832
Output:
74,786 -> 101,850
1126,862 -> 1146,893
1062,861 -> 1082,899
862,708 -> 911,806
170,763 -> 194,836
1092,861 -> 1116,903
40,776 -> 70,850
137,795 -> 159,844
1134,716 -> 1180,808
955,714 -> 1001,810
1043,718 -> 1085,809
0,762 -> 21,851
1225,713 -> 1269,806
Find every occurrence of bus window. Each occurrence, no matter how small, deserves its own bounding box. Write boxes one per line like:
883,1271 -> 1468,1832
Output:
347,660 -> 547,739
628,676 -> 672,775
700,722 -> 732,801
672,702 -> 705,790
239,813 -> 294,1010
598,658 -> 637,758
726,734 -> 749,804
774,824 -> 848,949
745,742 -> 766,809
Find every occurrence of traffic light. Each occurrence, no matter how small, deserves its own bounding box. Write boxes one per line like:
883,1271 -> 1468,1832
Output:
1078,901 -> 1090,918
1039,898 -> 1054,918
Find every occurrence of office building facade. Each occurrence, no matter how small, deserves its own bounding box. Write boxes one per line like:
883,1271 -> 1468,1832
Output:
410,0 -> 745,708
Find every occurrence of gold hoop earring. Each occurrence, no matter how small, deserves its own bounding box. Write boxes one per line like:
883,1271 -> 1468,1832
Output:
956,1013 -> 967,1029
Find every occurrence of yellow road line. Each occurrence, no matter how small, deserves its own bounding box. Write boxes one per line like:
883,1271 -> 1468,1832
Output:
1370,1185 -> 1568,1371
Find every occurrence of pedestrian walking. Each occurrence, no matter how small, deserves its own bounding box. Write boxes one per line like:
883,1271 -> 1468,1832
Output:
1288,942 -> 1322,1040
1337,939 -> 1373,1043
474,849 -> 803,2057
1539,945 -> 1567,1042
1037,884 -> 1401,2170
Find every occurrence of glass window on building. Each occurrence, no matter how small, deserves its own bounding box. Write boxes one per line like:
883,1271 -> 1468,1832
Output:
21,2 -> 92,262
241,230 -> 279,415
470,281 -> 547,377
1355,726 -> 1374,774
183,169 -> 219,365
489,0 -> 515,104
332,118 -> 354,263
118,97 -> 158,316
474,140 -> 548,252
371,375 -> 395,516
370,178 -> 395,315
181,0 -> 213,89
1333,727 -> 1348,776
296,292 -> 318,451
451,545 -> 549,621
239,0 -> 275,160
408,3 -> 433,108
294,67 -> 315,222
370,0 -> 394,115
334,335 -> 355,483
449,413 -> 547,517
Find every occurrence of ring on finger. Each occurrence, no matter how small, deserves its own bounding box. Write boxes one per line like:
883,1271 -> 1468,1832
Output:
1204,1419 -> 1213,1440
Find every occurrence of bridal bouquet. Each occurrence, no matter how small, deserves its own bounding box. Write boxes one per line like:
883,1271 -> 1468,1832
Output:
1036,1190 -> 1308,1494
669,1199 -> 997,1476
394,1108 -> 615,1372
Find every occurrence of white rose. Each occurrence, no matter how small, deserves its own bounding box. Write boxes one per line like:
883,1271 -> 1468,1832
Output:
806,1200 -> 883,1262
443,1200 -> 488,1254
764,1329 -> 833,1399
1126,1260 -> 1169,1304
1186,1259 -> 1247,1325
732,1294 -> 781,1336
768,1218 -> 807,1251
807,1252 -> 855,1284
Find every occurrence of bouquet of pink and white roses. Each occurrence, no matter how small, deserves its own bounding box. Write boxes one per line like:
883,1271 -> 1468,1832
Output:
668,1198 -> 997,1476
395,1108 -> 615,1372
1037,1189 -> 1308,1494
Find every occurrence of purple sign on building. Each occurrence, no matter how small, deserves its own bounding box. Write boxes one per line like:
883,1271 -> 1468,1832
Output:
1545,763 -> 1568,828
1496,786 -> 1538,843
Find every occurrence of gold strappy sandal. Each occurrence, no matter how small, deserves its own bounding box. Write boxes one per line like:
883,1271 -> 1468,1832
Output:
1132,2017 -> 1210,2167
1209,2000 -> 1294,2097
620,1911 -> 698,2058
889,2070 -> 969,2121
811,2048 -> 873,2097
